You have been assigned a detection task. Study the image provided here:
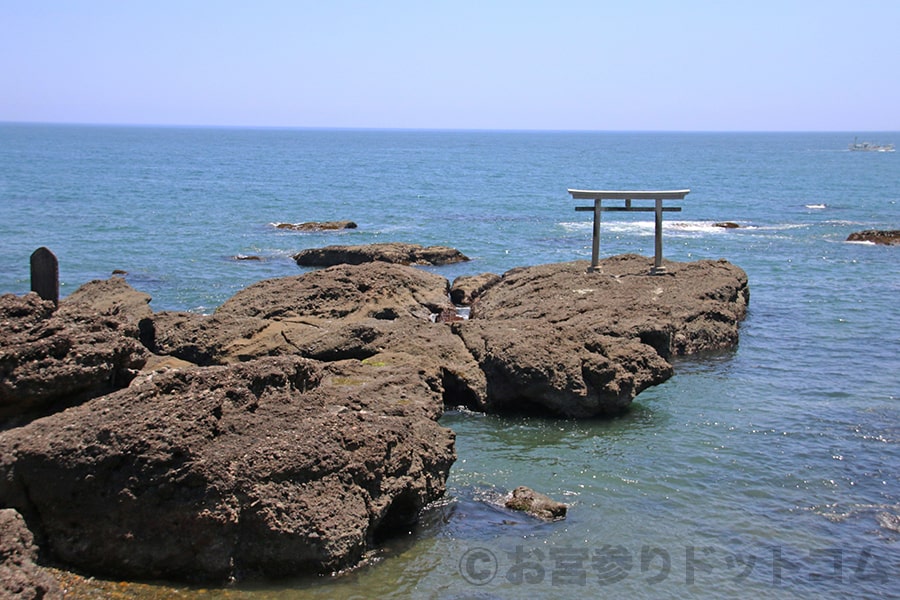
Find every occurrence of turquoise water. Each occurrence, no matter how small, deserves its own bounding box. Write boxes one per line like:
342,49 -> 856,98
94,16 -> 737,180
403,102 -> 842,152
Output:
1,124 -> 898,598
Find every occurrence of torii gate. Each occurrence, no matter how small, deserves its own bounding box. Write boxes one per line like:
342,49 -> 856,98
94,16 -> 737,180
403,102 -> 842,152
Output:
568,189 -> 690,274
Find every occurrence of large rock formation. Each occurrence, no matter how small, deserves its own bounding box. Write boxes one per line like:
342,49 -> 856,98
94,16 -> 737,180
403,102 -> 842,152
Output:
0,251 -> 749,585
0,355 -> 454,582
294,242 -> 469,267
449,255 -> 748,416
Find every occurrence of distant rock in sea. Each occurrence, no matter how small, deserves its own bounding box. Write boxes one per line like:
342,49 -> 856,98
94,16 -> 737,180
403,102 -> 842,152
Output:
273,220 -> 357,232
294,242 -> 469,267
846,230 -> 900,245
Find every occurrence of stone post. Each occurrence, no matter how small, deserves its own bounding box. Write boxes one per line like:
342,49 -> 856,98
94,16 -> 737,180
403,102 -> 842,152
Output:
30,247 -> 59,305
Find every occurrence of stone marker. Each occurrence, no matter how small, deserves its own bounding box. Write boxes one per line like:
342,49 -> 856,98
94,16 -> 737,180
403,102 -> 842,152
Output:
30,247 -> 58,305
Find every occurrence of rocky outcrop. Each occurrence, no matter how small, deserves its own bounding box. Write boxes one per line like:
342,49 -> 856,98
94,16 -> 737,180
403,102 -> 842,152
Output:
442,255 -> 748,417
0,509 -> 61,600
453,319 -> 672,416
469,255 -> 749,359
0,252 -> 749,584
0,355 -> 454,582
274,220 -> 358,231
505,487 -> 567,521
294,242 -> 469,267
846,230 -> 900,245
0,278 -> 150,422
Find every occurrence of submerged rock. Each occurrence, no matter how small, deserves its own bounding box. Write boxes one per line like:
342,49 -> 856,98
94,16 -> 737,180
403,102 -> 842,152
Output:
505,486 -> 567,521
294,242 -> 469,267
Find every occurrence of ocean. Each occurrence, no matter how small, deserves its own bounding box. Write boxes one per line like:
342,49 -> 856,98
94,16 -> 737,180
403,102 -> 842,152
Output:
1,124 -> 898,598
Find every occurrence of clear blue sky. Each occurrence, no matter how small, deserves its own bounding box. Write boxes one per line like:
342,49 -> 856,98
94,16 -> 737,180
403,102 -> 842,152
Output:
2,0 -> 897,131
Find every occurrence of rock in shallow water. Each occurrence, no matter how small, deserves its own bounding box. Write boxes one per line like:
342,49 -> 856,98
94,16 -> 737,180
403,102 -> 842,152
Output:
0,355 -> 455,582
0,252 -> 749,584
504,486 -> 567,521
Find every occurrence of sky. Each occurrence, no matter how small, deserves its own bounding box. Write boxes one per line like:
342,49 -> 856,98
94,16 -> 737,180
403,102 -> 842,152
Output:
1,0 -> 898,131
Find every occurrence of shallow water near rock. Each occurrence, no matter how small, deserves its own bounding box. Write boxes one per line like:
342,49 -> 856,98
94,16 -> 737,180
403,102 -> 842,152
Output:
1,126 -> 898,598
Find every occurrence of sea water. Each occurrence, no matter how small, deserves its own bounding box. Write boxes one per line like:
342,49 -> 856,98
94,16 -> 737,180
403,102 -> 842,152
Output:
0,124 -> 898,598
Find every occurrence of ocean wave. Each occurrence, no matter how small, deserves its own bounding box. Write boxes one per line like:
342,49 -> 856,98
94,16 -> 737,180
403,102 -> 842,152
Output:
560,220 -> 738,236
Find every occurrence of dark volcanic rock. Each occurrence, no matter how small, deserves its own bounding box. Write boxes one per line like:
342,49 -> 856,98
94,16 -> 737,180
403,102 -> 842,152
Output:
0,278 -> 150,422
846,229 -> 900,245
505,486 -> 567,521
0,356 -> 455,582
294,242 -> 469,267
0,509 -> 62,600
274,220 -> 357,231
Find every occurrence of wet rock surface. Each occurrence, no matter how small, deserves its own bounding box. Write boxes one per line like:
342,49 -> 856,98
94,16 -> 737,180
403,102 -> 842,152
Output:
504,486 -> 567,521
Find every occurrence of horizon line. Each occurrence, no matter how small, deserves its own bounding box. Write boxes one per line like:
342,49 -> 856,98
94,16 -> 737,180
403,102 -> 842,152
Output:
1,119 -> 898,135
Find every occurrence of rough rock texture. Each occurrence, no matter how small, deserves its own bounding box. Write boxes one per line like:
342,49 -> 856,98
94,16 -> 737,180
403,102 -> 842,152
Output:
450,273 -> 501,305
453,319 -> 672,416
294,242 -> 469,267
139,263 -> 488,408
0,278 -> 150,422
433,255 -> 749,417
470,255 -> 749,359
846,229 -> 900,245
0,355 -> 454,582
504,487 -> 567,521
0,509 -> 62,600
274,220 -> 358,231
0,253 -> 749,585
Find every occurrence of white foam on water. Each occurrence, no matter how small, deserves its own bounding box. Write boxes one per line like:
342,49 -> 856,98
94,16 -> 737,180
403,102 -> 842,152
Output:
560,220 -> 737,237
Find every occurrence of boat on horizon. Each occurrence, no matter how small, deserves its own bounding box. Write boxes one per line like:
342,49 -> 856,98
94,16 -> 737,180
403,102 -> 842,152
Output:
848,137 -> 895,152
